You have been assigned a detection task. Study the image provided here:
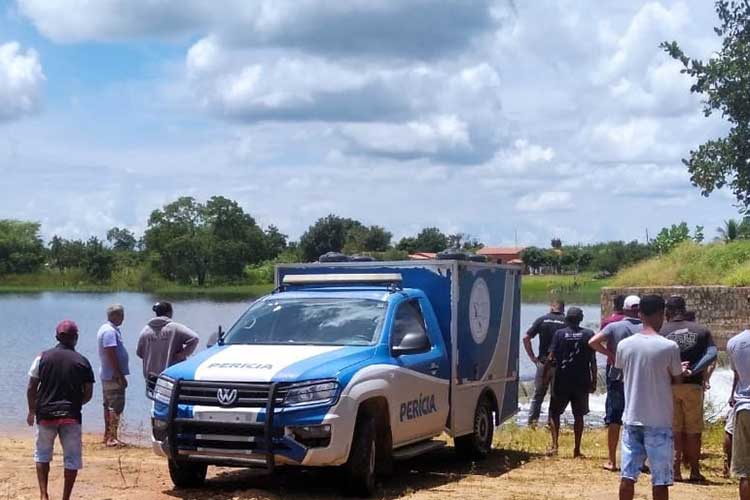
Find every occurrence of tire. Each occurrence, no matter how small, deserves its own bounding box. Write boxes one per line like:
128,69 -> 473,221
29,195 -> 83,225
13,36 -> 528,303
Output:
455,396 -> 494,459
168,459 -> 208,489
343,415 -> 377,497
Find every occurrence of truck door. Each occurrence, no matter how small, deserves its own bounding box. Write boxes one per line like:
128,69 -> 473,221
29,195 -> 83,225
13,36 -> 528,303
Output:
389,298 -> 450,446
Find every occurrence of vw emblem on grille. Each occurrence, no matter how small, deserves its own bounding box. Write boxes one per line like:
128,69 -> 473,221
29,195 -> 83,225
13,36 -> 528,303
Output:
216,388 -> 238,406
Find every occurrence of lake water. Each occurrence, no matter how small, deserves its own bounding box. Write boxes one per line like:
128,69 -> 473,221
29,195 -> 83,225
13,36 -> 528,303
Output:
0,293 -> 732,438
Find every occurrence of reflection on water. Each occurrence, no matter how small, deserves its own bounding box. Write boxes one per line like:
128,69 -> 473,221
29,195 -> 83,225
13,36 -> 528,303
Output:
0,293 -> 731,436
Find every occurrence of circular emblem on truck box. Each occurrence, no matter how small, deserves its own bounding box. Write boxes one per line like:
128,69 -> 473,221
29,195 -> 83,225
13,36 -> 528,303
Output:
469,277 -> 491,344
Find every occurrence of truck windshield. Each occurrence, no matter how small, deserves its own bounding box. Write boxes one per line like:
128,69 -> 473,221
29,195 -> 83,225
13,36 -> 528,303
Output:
223,298 -> 387,346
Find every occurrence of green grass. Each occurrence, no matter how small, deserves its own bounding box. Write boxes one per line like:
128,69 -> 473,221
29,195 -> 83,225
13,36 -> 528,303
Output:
614,240 -> 750,286
522,273 -> 612,303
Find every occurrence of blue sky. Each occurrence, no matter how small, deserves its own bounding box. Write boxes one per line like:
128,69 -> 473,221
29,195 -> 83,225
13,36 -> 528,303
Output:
0,0 -> 738,245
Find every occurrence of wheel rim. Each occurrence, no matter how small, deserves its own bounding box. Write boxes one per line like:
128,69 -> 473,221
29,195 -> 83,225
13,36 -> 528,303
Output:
477,407 -> 490,447
367,437 -> 376,478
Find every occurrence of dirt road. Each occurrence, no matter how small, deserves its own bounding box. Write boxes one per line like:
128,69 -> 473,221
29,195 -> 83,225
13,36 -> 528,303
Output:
0,429 -> 739,500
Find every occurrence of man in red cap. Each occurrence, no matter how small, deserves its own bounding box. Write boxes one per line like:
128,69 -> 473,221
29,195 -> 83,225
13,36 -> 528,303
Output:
26,320 -> 95,500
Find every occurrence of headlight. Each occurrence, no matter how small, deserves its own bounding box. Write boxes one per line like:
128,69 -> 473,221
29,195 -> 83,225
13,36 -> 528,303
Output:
153,377 -> 174,405
283,380 -> 339,407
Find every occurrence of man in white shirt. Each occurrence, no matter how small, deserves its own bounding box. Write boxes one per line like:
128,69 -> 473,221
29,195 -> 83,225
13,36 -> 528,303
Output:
615,295 -> 684,500
727,328 -> 750,500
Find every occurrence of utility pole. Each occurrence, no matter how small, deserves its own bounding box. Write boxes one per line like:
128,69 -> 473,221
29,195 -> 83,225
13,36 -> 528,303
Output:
645,228 -> 650,244
514,228 -> 518,247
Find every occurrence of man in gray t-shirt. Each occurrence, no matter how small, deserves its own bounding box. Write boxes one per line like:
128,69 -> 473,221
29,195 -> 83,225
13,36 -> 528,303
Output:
614,295 -> 684,500
727,329 -> 750,497
589,295 -> 642,472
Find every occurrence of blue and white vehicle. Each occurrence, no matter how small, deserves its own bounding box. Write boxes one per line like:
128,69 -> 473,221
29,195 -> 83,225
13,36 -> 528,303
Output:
150,260 -> 520,496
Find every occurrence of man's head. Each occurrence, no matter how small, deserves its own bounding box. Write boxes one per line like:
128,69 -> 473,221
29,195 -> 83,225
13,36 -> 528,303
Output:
56,320 -> 79,348
639,295 -> 665,331
566,306 -> 584,328
622,295 -> 640,318
107,304 -> 125,326
683,310 -> 696,322
550,299 -> 565,314
152,301 -> 173,318
613,294 -> 626,313
665,295 -> 687,321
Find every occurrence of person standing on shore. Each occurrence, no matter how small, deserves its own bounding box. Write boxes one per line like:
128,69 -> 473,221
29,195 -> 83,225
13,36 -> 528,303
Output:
137,301 -> 199,396
545,307 -> 596,457
26,320 -> 95,500
589,295 -> 642,472
523,300 -> 566,426
97,304 -> 129,447
616,294 -> 684,500
660,295 -> 717,482
601,294 -> 626,329
727,328 -> 750,500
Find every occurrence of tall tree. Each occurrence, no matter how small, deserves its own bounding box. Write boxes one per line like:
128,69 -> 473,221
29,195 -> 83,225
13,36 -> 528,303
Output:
106,227 -> 137,252
661,1 -> 750,210
0,220 -> 45,274
396,227 -> 449,254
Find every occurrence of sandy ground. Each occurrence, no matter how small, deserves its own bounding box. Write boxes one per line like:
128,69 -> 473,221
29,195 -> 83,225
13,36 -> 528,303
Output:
0,430 -> 740,500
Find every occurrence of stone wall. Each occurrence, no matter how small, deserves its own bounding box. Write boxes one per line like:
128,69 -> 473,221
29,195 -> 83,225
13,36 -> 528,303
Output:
601,286 -> 750,349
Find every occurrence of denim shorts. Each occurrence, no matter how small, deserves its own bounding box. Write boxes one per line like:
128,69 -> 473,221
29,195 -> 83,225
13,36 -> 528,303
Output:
621,425 -> 673,486
605,379 -> 625,425
34,423 -> 83,470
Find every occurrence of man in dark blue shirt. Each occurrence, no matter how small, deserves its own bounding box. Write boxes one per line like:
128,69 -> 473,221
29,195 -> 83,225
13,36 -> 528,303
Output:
523,300 -> 566,425
545,307 -> 597,457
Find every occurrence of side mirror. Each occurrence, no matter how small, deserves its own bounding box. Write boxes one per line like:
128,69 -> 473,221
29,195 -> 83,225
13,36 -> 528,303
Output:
392,331 -> 431,356
207,326 -> 224,348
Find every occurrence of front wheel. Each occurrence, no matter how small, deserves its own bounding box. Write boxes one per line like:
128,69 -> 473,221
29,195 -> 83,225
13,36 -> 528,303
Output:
342,415 -> 377,497
455,396 -> 494,459
168,459 -> 207,488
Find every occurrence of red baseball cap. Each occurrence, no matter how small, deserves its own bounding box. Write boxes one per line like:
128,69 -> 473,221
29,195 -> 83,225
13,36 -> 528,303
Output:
56,320 -> 79,335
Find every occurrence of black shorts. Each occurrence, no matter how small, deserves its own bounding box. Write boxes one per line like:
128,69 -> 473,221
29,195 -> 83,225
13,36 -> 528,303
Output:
549,388 -> 589,417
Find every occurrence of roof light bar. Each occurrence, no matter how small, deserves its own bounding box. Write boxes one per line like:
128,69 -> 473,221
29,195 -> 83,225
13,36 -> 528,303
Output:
282,273 -> 403,286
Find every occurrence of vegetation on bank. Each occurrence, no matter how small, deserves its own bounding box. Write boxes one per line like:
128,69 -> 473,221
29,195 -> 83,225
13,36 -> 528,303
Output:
521,274 -> 611,303
614,240 -> 750,287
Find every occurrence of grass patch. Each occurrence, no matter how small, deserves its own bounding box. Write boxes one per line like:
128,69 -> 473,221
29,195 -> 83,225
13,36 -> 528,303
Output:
614,240 -> 750,286
522,274 -> 612,303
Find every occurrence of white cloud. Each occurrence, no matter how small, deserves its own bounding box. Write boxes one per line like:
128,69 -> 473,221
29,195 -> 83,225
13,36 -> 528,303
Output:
515,191 -> 573,213
0,41 -> 44,122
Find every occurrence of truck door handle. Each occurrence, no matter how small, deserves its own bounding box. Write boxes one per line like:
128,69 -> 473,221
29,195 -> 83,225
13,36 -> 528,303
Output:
429,363 -> 439,369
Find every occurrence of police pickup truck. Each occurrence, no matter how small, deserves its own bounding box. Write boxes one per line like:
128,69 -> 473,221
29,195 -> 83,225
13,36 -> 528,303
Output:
150,259 -> 520,496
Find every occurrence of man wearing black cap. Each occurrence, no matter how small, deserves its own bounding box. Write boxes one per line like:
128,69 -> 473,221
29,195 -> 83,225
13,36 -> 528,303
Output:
26,320 -> 95,500
545,307 -> 597,457
660,295 -> 716,482
523,299 -> 566,426
137,301 -> 199,396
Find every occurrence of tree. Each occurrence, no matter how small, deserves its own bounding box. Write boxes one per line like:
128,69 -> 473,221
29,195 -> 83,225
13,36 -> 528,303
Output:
693,225 -> 705,243
0,220 -> 45,274
106,227 -> 137,252
448,233 -> 484,252
521,246 -> 546,274
550,238 -> 562,249
653,222 -> 691,254
400,227 -> 449,253
661,1 -> 750,210
299,215 -> 361,262
144,196 -> 265,284
344,225 -> 392,254
82,237 -> 114,282
263,225 -> 288,260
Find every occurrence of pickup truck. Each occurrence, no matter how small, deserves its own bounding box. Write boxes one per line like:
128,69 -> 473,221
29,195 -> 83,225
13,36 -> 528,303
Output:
150,259 -> 521,496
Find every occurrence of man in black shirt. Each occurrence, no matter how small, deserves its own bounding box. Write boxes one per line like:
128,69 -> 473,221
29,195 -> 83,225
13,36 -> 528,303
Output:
26,320 -> 95,500
523,299 -> 566,425
660,295 -> 717,482
545,307 -> 596,457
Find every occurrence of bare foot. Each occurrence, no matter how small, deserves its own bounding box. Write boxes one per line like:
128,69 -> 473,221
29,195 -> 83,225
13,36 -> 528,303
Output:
106,438 -> 126,447
546,447 -> 558,457
602,463 -> 619,472
573,451 -> 586,459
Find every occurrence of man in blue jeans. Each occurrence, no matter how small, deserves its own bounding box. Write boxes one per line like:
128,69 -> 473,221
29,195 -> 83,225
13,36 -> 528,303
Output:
589,295 -> 642,472
615,295 -> 685,500
26,320 -> 95,500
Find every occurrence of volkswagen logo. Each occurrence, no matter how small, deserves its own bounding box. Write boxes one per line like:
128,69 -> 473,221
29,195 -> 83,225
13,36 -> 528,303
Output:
216,388 -> 238,406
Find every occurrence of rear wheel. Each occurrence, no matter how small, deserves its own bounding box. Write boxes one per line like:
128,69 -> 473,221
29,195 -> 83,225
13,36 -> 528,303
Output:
168,459 -> 207,488
455,396 -> 494,459
343,415 -> 377,497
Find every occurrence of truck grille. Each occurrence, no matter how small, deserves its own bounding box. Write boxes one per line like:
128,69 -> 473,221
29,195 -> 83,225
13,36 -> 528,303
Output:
177,380 -> 287,408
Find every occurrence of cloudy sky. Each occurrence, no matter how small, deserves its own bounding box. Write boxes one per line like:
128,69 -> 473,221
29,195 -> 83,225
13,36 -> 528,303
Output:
0,0 -> 738,246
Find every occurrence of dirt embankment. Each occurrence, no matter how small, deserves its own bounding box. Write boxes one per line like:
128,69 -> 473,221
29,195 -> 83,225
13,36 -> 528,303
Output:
0,429 -> 739,500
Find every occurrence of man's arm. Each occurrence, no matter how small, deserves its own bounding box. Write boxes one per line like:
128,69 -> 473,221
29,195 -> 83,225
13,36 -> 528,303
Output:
588,328 -> 615,364
136,330 -> 146,360
175,324 -> 200,360
589,344 -> 598,393
522,319 -> 542,365
670,344 -> 685,385
82,383 -> 93,405
542,331 -> 560,384
688,331 -> 718,376
26,377 -> 39,426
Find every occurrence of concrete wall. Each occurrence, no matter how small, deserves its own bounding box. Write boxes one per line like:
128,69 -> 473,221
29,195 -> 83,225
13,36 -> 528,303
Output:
601,286 -> 750,349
